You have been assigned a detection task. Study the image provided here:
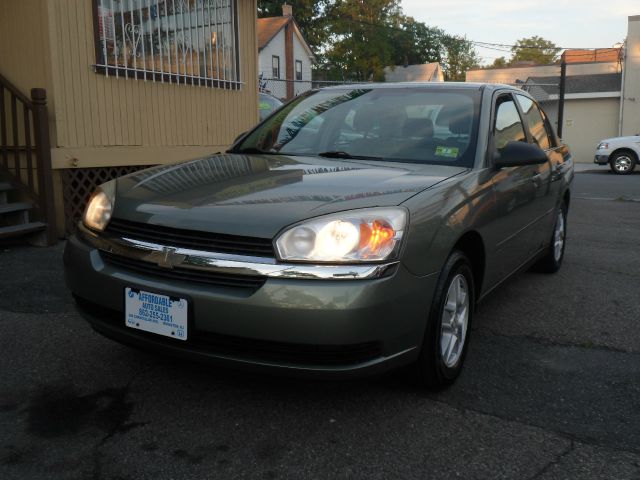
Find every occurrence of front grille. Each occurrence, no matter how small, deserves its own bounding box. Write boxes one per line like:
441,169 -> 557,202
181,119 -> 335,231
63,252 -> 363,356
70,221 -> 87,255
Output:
75,297 -> 383,366
101,251 -> 266,290
105,218 -> 275,257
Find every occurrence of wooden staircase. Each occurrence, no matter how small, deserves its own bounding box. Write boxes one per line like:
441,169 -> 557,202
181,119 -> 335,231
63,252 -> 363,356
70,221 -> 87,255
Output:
0,72 -> 56,245
0,180 -> 47,241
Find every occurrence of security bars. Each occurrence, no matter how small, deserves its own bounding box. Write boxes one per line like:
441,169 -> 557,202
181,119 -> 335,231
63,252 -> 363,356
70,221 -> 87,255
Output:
93,0 -> 240,88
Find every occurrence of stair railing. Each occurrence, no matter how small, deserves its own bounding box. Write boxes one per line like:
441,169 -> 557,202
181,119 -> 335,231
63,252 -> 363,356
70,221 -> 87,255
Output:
0,72 -> 56,245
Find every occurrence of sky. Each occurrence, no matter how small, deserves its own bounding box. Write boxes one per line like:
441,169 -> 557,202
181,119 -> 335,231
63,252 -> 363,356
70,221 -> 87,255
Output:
401,0 -> 638,65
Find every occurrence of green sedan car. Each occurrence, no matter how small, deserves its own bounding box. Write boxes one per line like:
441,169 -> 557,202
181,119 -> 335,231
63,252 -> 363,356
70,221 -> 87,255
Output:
64,83 -> 573,388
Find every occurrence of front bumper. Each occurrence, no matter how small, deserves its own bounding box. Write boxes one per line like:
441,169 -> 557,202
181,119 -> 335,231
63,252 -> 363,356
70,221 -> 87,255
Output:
594,154 -> 610,165
64,232 -> 436,378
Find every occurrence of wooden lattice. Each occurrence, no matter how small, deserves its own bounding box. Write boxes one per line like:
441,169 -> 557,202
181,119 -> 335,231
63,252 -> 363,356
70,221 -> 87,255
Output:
61,166 -> 151,234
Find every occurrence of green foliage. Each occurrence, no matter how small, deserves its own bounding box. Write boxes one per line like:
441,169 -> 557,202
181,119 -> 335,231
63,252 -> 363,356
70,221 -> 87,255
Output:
440,35 -> 480,81
323,0 -> 403,81
510,36 -> 561,65
257,0 -> 480,81
490,57 -> 507,68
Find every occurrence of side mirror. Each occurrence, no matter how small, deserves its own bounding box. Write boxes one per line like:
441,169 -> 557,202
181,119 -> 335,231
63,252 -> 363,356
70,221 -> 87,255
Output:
495,141 -> 548,168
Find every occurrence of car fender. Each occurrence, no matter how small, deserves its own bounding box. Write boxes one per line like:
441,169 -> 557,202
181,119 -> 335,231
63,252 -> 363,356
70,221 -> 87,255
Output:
609,141 -> 640,161
400,169 -> 494,279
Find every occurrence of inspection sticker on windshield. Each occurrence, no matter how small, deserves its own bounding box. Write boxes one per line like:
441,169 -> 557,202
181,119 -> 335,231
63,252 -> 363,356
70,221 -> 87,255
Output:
435,146 -> 459,158
125,288 -> 188,341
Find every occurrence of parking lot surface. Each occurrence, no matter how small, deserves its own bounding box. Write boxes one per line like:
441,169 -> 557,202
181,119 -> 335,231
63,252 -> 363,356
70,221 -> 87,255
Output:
1,168 -> 639,480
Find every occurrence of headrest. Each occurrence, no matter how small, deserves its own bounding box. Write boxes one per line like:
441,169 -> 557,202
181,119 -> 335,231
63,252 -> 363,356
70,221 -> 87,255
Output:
449,115 -> 471,135
403,118 -> 434,139
352,104 -> 376,132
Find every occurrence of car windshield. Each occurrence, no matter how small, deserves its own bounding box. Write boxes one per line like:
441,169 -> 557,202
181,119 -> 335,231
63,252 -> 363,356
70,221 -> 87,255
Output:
258,93 -> 283,121
235,87 -> 481,167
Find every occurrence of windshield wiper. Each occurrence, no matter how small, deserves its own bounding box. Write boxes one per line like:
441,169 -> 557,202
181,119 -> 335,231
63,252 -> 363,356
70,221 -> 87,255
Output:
317,151 -> 382,160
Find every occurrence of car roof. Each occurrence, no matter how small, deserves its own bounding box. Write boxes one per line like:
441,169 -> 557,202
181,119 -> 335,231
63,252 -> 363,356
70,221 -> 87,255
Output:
319,82 -> 519,93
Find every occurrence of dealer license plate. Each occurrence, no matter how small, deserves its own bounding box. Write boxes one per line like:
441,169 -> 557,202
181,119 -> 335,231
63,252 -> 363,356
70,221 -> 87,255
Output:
125,288 -> 188,341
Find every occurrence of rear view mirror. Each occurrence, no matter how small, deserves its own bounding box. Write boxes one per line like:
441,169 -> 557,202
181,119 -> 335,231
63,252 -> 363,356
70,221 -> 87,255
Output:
495,141 -> 548,168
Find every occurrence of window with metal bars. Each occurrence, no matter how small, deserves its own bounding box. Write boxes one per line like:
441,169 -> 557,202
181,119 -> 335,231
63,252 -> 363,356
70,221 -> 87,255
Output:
93,0 -> 241,88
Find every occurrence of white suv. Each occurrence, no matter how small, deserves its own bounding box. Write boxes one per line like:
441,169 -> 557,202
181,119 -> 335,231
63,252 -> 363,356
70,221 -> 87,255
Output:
594,135 -> 640,174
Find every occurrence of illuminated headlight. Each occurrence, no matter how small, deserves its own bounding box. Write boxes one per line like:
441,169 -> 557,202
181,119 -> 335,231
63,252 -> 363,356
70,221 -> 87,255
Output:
82,180 -> 116,232
597,142 -> 609,150
275,208 -> 407,263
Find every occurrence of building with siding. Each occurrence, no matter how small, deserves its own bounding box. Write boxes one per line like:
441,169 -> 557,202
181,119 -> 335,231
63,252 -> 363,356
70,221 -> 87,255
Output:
383,63 -> 444,83
257,5 -> 315,100
0,0 -> 259,237
524,74 -> 622,162
621,15 -> 640,137
465,15 -> 640,163
465,61 -> 620,85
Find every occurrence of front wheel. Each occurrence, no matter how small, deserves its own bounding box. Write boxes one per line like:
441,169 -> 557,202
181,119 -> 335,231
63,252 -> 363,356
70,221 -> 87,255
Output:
414,251 -> 474,389
609,152 -> 637,175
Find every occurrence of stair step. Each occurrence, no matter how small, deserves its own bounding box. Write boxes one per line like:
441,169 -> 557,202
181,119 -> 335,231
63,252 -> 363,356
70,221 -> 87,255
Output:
0,182 -> 12,192
0,202 -> 32,215
0,221 -> 46,239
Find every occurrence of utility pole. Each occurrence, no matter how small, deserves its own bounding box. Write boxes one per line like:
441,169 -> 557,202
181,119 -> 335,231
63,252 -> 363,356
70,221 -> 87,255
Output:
557,60 -> 567,138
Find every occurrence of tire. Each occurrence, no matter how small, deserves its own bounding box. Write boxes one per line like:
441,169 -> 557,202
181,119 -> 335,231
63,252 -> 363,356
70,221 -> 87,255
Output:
609,151 -> 637,175
413,251 -> 474,389
533,203 -> 567,273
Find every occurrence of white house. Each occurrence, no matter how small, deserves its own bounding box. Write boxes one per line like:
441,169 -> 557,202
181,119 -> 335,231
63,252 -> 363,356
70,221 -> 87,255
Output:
257,5 -> 315,100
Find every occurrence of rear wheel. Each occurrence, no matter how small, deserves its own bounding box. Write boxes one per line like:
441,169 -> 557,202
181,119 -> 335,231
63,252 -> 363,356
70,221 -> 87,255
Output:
533,203 -> 567,273
414,251 -> 474,389
609,151 -> 637,175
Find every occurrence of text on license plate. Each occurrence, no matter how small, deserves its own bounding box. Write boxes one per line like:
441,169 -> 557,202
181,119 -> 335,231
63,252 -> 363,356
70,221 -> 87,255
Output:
124,288 -> 188,341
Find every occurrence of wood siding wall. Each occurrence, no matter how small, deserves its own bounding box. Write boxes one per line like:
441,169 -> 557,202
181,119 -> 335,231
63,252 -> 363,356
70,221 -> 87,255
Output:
0,0 -> 55,135
47,0 -> 258,167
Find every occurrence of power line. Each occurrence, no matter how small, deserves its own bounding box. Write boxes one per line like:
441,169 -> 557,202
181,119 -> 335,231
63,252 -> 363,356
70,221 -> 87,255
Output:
471,40 -> 620,51
333,16 -> 619,54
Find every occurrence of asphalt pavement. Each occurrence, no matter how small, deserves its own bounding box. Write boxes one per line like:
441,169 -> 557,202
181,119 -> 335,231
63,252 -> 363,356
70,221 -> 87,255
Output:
1,168 -> 639,480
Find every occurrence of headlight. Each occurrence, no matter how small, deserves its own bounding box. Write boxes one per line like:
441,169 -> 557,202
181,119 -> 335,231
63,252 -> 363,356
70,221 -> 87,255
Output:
275,208 -> 407,263
82,180 -> 116,232
597,142 -> 609,150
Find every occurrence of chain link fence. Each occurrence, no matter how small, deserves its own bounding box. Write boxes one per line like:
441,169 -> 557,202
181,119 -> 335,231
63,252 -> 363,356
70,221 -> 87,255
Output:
258,77 -> 366,102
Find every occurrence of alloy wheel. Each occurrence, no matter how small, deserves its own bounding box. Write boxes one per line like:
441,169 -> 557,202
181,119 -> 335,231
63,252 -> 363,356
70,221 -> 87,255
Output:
440,274 -> 469,368
553,210 -> 565,262
614,155 -> 632,173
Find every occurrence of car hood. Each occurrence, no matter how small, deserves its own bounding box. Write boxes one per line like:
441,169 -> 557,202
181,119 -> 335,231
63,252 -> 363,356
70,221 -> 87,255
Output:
112,153 -> 466,238
601,135 -> 640,145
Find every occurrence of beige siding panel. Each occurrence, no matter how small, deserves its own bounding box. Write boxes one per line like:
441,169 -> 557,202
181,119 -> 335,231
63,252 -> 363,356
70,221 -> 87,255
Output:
44,0 -> 257,162
52,145 -> 226,169
69,4 -> 89,146
562,98 -> 621,163
81,0 -> 105,147
0,1 -> 51,97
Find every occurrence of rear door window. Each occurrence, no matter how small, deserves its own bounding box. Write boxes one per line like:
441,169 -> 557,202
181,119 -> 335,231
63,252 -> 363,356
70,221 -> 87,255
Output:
516,94 -> 551,150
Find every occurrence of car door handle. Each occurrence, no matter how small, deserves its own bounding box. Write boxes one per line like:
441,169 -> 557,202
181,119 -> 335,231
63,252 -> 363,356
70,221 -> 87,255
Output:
531,172 -> 542,183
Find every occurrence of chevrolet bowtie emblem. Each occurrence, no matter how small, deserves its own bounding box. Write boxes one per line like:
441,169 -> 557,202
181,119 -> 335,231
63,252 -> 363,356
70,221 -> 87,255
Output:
148,247 -> 187,269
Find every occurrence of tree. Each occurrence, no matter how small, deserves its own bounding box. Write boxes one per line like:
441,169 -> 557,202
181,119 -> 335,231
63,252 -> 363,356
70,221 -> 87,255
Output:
490,56 -> 507,68
440,35 -> 480,81
323,0 -> 404,81
510,36 -> 560,65
257,0 -> 481,82
391,16 -> 444,67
